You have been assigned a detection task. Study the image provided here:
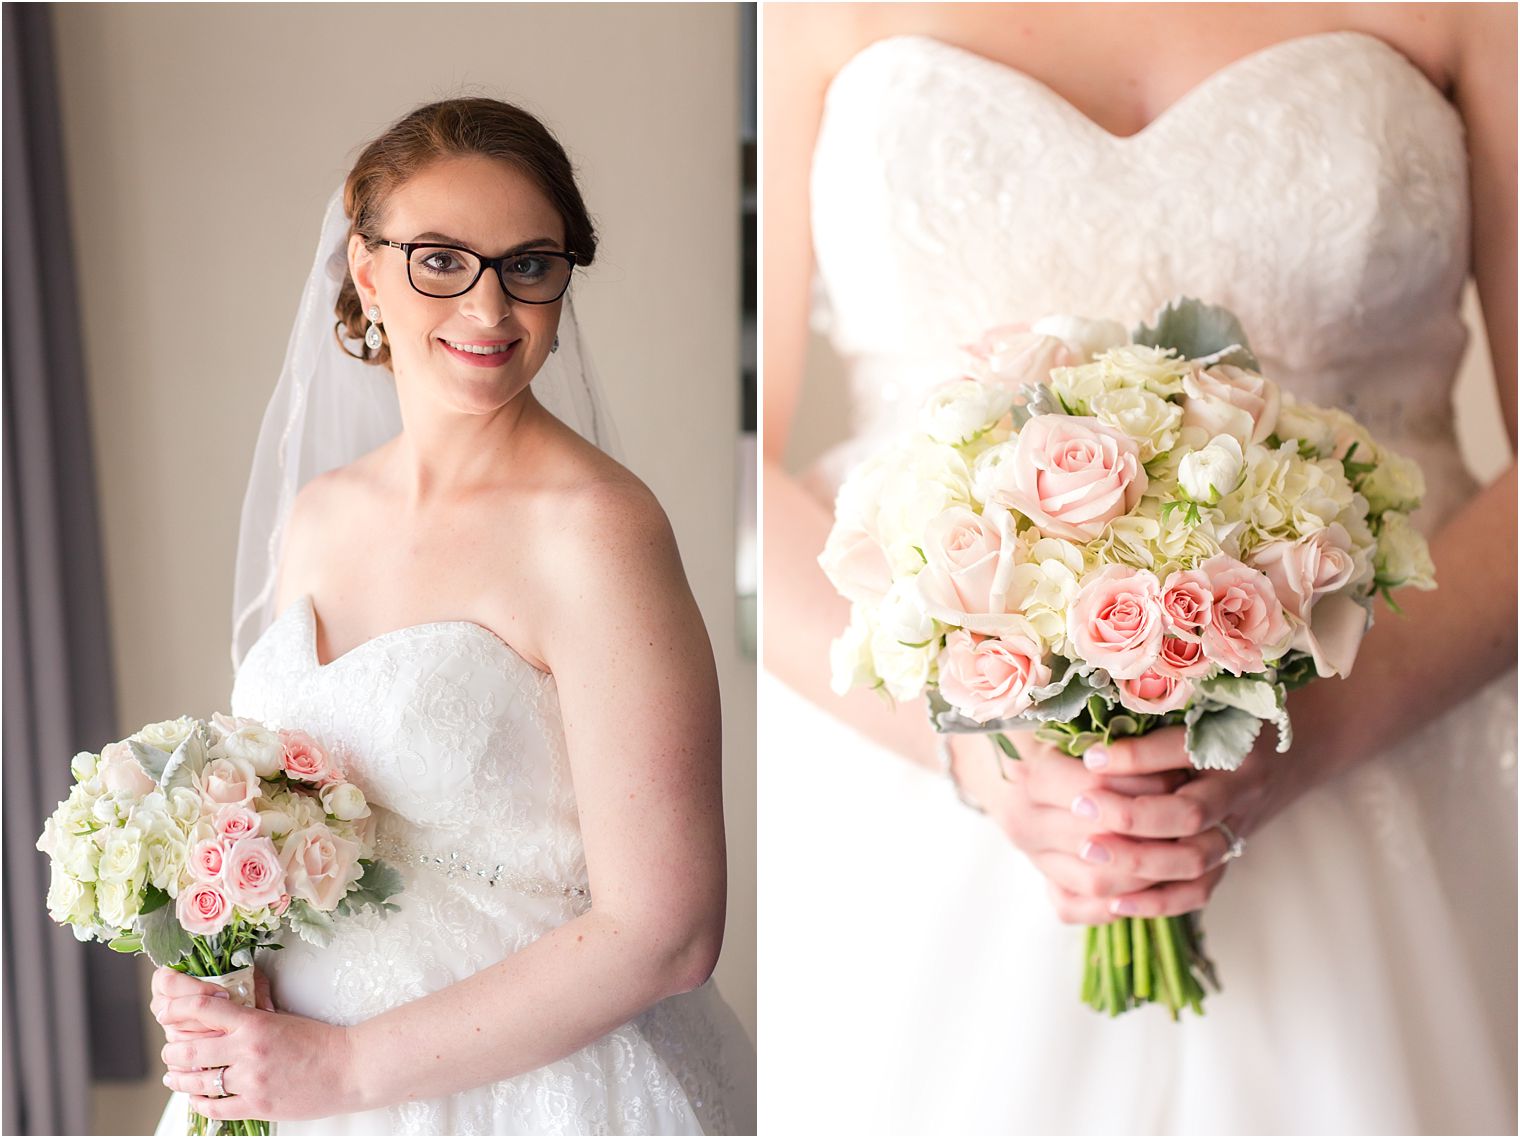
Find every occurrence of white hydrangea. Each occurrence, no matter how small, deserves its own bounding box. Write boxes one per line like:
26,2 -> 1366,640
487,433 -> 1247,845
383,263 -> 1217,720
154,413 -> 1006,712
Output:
1007,533 -> 1088,654
1361,447 -> 1426,515
1375,512 -> 1436,590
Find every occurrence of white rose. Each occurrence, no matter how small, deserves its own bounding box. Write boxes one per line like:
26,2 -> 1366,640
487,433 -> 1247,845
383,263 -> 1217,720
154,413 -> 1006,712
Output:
210,713 -> 286,779
132,716 -> 198,754
55,822 -> 101,882
919,379 -> 1015,446
1375,512 -> 1436,590
1178,435 -> 1246,504
47,866 -> 96,926
96,877 -> 143,930
828,604 -> 877,696
868,579 -> 941,701
1089,387 -> 1183,461
1045,361 -> 1115,414
91,792 -> 133,828
319,782 -> 371,822
873,441 -> 974,575
1029,315 -> 1129,362
143,831 -> 187,895
96,827 -> 146,884
1361,448 -> 1425,515
1273,394 -> 1341,457
1098,344 -> 1193,397
1182,364 -> 1280,446
165,786 -> 204,833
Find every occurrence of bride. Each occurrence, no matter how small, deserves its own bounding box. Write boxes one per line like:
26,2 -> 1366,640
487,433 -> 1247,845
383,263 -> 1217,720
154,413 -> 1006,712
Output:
763,3 -> 1514,1133
149,97 -> 754,1134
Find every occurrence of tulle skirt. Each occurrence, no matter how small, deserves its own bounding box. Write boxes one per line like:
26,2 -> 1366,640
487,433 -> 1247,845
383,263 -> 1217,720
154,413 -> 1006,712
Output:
759,667 -> 1516,1135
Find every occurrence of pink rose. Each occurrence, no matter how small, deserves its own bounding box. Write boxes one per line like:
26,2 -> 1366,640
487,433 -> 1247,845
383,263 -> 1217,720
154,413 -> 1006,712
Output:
1182,364 -> 1280,446
271,893 -> 291,918
936,625 -> 1051,724
994,415 -> 1147,540
279,824 -> 361,911
1153,635 -> 1213,679
1067,565 -> 1165,680
213,804 -> 261,842
1159,568 -> 1214,642
1199,555 -> 1292,675
280,730 -> 341,786
962,324 -> 1081,391
189,838 -> 226,883
817,519 -> 892,605
193,755 -> 260,808
1249,525 -> 1368,679
915,508 -> 1022,634
99,741 -> 156,799
1116,669 -> 1195,715
176,881 -> 232,936
222,836 -> 285,910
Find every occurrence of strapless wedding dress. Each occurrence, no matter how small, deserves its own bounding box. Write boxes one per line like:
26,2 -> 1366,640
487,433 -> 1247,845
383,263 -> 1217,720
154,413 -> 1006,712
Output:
763,31 -> 1516,1135
157,594 -> 755,1135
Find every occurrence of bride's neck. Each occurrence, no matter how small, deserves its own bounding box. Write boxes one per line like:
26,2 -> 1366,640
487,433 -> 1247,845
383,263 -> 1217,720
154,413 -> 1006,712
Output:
387,387 -> 544,509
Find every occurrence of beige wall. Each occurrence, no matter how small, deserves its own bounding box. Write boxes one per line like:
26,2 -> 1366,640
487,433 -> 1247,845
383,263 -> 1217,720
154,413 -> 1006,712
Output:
50,3 -> 754,1126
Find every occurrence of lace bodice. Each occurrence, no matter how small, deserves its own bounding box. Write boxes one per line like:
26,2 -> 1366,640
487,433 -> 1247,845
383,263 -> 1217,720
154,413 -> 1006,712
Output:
808,31 -> 1482,531
232,595 -> 587,894
208,594 -> 752,1135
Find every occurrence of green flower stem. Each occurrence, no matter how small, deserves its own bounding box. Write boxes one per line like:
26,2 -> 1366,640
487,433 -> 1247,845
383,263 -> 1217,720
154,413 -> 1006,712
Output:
1081,926 -> 1098,1005
1155,916 -> 1186,1021
1132,918 -> 1151,1001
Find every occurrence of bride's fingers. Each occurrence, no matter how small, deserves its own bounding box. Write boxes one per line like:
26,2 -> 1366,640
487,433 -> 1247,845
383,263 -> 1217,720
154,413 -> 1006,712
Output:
1076,827 -> 1234,883
1045,881 -> 1122,925
1022,751 -> 1179,811
1032,850 -> 1152,899
1080,727 -> 1193,777
1069,784 -> 1222,840
1107,863 -> 1229,919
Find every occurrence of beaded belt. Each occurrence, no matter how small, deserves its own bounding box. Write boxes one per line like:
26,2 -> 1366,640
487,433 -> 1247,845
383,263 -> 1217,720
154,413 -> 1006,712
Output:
372,832 -> 590,901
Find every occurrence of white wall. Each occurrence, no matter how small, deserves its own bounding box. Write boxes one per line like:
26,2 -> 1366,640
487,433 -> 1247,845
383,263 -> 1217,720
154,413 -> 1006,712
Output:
49,4 -> 754,1127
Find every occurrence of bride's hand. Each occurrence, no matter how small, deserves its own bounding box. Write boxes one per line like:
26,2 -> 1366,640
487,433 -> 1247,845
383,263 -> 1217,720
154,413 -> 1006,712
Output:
153,965 -> 364,1121
952,725 -> 1282,924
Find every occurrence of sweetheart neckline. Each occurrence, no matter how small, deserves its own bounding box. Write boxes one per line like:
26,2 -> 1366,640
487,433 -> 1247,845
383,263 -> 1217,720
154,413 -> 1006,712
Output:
289,593 -> 550,679
831,30 -> 1459,145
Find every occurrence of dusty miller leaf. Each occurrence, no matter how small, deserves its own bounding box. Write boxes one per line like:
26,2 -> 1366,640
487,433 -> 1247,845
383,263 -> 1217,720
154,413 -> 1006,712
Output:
1132,296 -> 1260,371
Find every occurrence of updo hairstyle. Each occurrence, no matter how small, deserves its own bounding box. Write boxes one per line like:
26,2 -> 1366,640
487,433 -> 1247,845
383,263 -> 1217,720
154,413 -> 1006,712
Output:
334,97 -> 598,368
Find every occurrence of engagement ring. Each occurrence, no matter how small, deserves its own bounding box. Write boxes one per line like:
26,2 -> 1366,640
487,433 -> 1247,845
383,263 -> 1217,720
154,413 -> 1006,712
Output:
1216,821 -> 1246,862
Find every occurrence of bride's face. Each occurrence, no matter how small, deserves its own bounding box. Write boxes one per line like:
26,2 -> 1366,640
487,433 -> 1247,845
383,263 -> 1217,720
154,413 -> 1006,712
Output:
349,154 -> 568,412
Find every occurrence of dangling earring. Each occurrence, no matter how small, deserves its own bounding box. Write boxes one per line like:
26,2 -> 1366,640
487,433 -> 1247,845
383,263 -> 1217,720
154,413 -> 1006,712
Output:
551,334 -> 560,354
365,305 -> 383,351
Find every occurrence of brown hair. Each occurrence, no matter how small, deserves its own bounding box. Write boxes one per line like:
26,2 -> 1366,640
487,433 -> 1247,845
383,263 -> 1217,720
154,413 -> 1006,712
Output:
333,97 -> 598,368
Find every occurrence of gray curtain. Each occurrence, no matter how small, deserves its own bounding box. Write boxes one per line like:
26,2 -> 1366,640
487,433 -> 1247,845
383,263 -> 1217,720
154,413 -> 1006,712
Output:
4,4 -> 147,1134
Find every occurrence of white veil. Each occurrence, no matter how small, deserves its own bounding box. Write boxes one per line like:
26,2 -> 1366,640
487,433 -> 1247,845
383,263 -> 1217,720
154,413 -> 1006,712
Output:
229,184 -> 620,673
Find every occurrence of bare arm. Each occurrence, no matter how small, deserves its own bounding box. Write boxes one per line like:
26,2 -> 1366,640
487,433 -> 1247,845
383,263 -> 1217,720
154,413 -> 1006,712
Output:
761,6 -> 943,776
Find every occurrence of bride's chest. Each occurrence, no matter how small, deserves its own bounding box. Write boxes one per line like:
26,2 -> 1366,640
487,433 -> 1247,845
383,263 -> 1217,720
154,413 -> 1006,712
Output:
230,605 -> 568,831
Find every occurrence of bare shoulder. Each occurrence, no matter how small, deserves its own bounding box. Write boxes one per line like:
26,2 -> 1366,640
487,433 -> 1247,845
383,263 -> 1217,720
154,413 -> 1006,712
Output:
270,460 -> 372,615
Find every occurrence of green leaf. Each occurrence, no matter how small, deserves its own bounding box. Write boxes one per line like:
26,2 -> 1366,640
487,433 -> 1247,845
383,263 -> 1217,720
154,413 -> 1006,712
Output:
349,859 -> 405,907
990,733 -> 1022,762
107,934 -> 143,954
1184,705 -> 1263,771
140,904 -> 192,967
1197,676 -> 1280,719
1132,296 -> 1260,371
286,900 -> 335,948
140,885 -> 170,916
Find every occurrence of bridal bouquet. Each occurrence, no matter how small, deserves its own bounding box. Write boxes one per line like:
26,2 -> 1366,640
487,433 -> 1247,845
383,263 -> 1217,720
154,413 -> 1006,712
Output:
820,296 -> 1435,1019
35,712 -> 402,1135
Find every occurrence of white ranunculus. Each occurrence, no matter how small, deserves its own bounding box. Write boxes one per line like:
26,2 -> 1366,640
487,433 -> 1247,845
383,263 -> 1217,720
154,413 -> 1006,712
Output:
1045,361 -> 1114,414
71,751 -> 100,781
829,604 -> 877,696
868,579 -> 941,701
133,716 -> 198,754
1152,503 -> 1226,575
1089,387 -> 1183,461
1361,448 -> 1426,515
969,440 -> 1019,508
1375,512 -> 1436,590
320,782 -> 370,822
1177,435 -> 1246,504
1273,394 -> 1340,457
91,792 -> 133,828
47,866 -> 95,926
1030,315 -> 1129,363
919,379 -> 1015,446
210,713 -> 286,779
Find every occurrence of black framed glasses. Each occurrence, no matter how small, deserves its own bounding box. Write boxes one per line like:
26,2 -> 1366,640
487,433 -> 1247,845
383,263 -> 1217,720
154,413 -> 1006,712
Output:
374,240 -> 577,303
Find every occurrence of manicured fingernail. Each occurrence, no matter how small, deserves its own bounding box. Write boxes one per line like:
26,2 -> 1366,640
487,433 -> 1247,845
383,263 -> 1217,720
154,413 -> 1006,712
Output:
1071,795 -> 1099,819
162,1075 -> 171,1086
1084,746 -> 1109,770
1080,840 -> 1110,864
1111,898 -> 1138,916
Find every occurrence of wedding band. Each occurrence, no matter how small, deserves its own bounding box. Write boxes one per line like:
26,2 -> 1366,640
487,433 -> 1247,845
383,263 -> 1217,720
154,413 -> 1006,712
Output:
212,1067 -> 227,1098
1216,820 -> 1246,862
